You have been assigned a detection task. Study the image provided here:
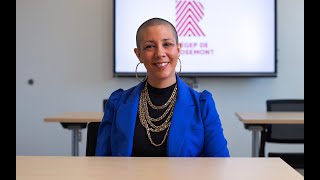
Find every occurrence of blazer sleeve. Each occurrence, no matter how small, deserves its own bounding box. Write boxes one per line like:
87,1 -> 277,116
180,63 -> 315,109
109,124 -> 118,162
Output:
95,89 -> 123,156
200,90 -> 230,157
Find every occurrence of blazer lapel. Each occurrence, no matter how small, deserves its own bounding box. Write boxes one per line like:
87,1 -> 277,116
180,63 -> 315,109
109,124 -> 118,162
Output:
113,82 -> 144,156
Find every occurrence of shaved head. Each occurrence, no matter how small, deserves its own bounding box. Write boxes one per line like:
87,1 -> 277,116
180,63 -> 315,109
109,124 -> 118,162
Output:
136,18 -> 179,50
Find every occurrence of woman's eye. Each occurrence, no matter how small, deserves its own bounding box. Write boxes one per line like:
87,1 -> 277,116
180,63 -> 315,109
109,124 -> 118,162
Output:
144,45 -> 154,49
164,43 -> 173,47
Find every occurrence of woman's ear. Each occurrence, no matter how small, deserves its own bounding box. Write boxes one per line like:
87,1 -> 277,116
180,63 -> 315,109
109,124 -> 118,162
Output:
177,43 -> 182,57
134,48 -> 143,63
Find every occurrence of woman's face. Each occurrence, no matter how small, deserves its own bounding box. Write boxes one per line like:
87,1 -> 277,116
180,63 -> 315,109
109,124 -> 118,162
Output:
134,24 -> 181,88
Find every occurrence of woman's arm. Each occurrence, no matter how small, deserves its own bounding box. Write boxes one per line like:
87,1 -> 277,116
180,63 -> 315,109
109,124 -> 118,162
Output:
200,90 -> 230,157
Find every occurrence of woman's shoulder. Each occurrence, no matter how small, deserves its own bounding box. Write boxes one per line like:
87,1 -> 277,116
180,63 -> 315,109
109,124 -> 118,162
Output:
109,88 -> 124,101
108,84 -> 142,103
199,90 -> 213,100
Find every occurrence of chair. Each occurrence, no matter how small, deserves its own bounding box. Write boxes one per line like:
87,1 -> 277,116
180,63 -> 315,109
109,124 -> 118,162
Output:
85,122 -> 101,156
85,99 -> 107,156
259,99 -> 304,169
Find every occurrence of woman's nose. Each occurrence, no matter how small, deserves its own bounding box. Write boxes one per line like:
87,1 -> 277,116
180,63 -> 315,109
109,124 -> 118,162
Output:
155,46 -> 166,58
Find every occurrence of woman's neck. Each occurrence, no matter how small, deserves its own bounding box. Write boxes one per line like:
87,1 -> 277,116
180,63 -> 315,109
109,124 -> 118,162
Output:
147,75 -> 177,89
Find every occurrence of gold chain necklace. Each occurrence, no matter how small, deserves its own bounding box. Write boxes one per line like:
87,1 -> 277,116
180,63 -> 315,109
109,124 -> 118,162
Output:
146,84 -> 177,110
138,82 -> 177,147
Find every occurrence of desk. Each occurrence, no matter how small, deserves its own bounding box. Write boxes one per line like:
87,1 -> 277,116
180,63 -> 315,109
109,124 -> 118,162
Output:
235,112 -> 304,157
16,156 -> 303,180
44,112 -> 103,156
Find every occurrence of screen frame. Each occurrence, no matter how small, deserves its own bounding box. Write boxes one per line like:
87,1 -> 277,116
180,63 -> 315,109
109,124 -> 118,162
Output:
113,0 -> 277,78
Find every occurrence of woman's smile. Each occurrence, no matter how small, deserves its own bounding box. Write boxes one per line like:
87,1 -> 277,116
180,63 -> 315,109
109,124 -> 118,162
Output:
155,62 -> 169,69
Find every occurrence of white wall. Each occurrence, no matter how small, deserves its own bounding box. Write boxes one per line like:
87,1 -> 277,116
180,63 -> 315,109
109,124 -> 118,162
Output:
16,0 -> 304,156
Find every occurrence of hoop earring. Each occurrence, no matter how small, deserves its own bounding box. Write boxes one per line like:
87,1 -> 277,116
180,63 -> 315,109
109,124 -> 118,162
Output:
178,58 -> 182,74
135,62 -> 147,82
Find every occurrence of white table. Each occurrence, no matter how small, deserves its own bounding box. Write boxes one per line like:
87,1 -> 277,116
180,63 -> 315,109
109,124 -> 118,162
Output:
16,156 -> 304,180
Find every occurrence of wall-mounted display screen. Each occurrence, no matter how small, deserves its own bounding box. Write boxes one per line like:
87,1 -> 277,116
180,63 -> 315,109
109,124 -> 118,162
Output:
114,0 -> 277,77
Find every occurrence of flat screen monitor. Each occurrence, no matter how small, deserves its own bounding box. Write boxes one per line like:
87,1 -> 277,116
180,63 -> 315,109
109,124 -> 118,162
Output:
113,0 -> 277,77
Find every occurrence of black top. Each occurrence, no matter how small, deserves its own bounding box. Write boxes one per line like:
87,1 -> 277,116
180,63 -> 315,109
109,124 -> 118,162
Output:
131,82 -> 176,157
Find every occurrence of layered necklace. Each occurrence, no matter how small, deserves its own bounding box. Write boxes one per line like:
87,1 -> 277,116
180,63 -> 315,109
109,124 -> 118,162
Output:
138,82 -> 178,146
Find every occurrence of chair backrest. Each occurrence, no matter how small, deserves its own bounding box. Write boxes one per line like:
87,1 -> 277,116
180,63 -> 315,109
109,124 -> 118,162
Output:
85,122 -> 101,156
259,99 -> 304,157
103,99 -> 108,111
85,99 -> 107,156
266,99 -> 304,143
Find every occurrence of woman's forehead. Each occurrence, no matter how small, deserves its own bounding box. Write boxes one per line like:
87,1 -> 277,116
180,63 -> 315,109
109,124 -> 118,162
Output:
141,25 -> 175,38
142,24 -> 172,32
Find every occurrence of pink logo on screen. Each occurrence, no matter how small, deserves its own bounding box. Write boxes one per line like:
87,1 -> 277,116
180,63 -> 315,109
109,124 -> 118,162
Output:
176,0 -> 205,37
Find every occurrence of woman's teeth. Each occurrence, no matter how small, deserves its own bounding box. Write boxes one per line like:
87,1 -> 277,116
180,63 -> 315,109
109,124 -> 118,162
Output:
156,62 -> 168,67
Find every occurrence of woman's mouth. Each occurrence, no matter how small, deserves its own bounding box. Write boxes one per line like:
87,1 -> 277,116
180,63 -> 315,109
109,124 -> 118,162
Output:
155,62 -> 169,69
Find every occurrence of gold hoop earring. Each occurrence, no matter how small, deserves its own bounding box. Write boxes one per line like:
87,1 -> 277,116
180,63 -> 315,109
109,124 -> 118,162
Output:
135,62 -> 147,82
178,58 -> 182,74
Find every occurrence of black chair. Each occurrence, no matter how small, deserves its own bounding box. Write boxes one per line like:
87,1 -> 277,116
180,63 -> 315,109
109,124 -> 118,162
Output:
85,122 -> 101,156
259,99 -> 304,169
85,99 -> 107,156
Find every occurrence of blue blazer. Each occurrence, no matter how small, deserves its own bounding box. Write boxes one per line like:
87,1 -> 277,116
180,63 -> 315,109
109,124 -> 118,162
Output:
96,76 -> 230,157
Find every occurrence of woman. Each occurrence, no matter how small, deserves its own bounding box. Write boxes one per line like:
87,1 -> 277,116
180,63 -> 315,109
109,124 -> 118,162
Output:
95,17 -> 230,157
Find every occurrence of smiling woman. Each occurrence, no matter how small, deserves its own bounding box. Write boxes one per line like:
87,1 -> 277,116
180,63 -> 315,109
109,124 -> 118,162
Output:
133,18 -> 181,88
95,17 -> 230,157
